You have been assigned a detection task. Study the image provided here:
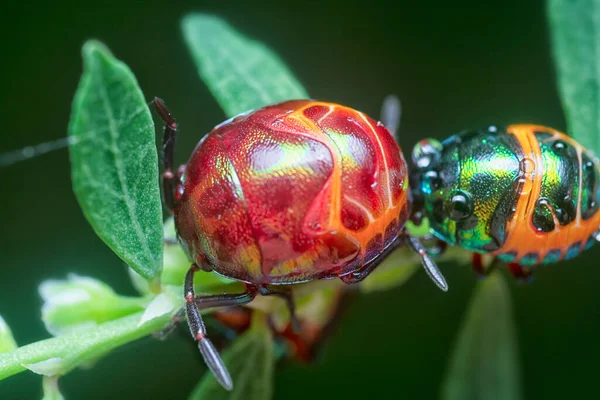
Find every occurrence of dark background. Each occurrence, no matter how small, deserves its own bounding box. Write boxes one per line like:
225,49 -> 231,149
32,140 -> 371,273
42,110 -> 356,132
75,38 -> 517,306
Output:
1,0 -> 598,399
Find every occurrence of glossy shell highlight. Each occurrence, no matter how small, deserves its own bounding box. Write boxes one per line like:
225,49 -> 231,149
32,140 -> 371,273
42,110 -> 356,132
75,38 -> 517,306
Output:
175,100 -> 410,284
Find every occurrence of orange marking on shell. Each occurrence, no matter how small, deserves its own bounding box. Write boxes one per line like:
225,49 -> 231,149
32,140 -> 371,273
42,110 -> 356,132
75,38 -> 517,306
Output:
493,125 -> 600,262
357,111 -> 394,209
286,102 -> 407,261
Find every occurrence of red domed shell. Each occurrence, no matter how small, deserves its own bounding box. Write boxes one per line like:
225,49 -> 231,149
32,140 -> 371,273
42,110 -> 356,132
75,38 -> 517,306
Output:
174,100 -> 410,284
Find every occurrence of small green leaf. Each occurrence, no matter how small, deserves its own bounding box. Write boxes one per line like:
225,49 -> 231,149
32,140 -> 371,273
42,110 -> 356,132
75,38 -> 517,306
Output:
189,312 -> 274,400
42,376 -> 65,400
69,40 -> 163,282
441,272 -> 522,400
182,13 -> 310,118
0,315 -> 17,354
548,0 -> 600,154
39,274 -> 146,336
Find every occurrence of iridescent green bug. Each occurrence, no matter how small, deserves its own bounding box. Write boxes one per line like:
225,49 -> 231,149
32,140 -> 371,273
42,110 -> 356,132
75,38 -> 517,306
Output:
410,124 -> 600,276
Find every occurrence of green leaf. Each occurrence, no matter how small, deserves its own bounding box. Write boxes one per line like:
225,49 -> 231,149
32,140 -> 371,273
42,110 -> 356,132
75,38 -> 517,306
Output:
548,0 -> 600,154
0,315 -> 17,354
441,272 -> 522,400
68,40 -> 163,282
42,376 -> 65,400
182,13 -> 310,118
189,313 -> 274,400
39,275 -> 146,336
0,310 -> 173,380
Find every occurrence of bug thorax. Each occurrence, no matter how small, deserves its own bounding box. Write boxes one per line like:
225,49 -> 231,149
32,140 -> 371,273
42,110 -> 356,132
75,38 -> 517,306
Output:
411,130 -> 518,253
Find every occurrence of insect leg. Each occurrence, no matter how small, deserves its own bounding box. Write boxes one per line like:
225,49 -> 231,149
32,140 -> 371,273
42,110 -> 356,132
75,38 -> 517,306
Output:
278,288 -> 348,363
471,253 -> 486,278
153,309 -> 185,340
153,97 -> 178,214
193,288 -> 259,310
406,235 -> 449,291
258,286 -> 300,333
155,284 -> 258,340
507,262 -> 534,284
380,94 -> 401,141
339,236 -> 404,284
420,234 -> 448,257
184,264 -> 259,391
468,255 -> 506,279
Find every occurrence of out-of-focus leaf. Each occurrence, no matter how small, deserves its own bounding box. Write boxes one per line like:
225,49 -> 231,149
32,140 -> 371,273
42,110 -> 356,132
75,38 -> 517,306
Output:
39,274 -> 145,336
359,245 -> 471,293
294,283 -> 344,327
406,219 -> 432,238
68,40 -> 163,283
548,0 -> 600,154
257,281 -> 345,332
189,312 -> 274,400
359,248 -> 420,293
0,315 -> 17,354
42,376 -> 65,400
182,13 -> 309,118
441,272 -> 522,400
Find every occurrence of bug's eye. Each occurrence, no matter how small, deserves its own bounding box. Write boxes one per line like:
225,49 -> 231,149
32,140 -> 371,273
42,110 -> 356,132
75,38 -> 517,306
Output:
445,189 -> 473,221
412,138 -> 443,169
421,170 -> 442,194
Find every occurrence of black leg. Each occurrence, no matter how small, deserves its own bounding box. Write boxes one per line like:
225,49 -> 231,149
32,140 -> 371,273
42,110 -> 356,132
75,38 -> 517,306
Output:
184,264 -> 259,391
153,316 -> 182,341
340,237 -> 404,284
507,261 -> 534,283
300,290 -> 348,362
154,97 -> 178,214
420,234 -> 448,258
258,286 -> 300,332
193,290 -> 259,310
155,285 -> 258,340
339,232 -> 449,292
405,234 -> 448,291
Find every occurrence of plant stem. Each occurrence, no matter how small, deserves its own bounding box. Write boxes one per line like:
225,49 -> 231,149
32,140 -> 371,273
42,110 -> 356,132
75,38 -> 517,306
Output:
0,311 -> 172,380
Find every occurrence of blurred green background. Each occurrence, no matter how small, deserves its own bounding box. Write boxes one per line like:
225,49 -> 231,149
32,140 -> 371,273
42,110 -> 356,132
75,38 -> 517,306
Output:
1,0 -> 599,398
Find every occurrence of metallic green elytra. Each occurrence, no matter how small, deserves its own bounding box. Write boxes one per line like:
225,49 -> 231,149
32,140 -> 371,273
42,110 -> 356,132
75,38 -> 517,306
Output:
411,124 -> 600,267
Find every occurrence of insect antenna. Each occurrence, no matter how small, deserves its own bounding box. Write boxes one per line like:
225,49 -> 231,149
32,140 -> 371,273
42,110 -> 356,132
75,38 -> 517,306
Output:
381,94 -> 402,141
